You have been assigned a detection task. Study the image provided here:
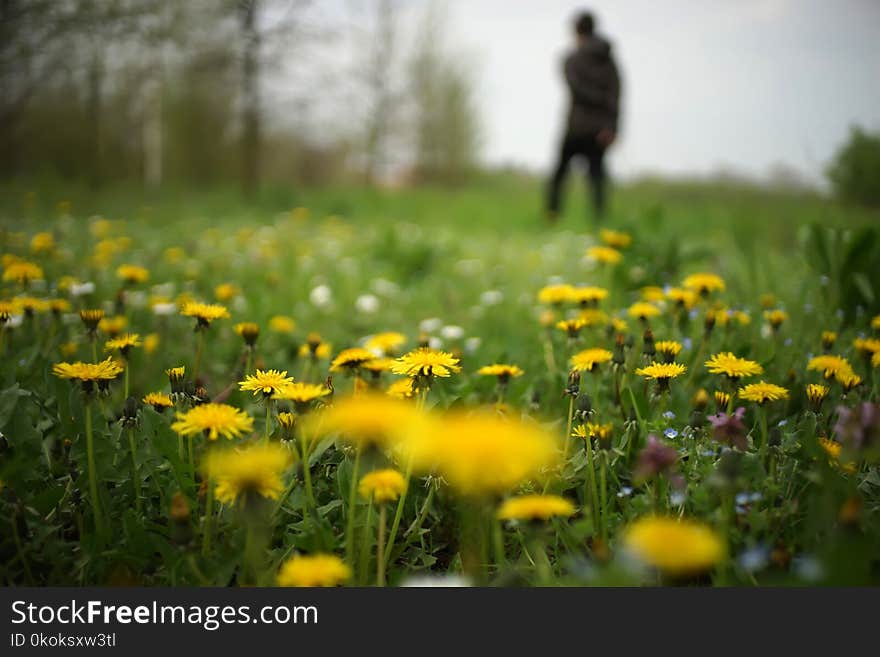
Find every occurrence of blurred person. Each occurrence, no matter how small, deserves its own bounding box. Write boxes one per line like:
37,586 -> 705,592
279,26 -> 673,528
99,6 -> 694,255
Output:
546,11 -> 621,224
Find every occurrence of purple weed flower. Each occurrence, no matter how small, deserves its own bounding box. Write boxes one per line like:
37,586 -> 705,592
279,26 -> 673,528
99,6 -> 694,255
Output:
834,402 -> 880,460
634,434 -> 680,485
708,407 -> 749,451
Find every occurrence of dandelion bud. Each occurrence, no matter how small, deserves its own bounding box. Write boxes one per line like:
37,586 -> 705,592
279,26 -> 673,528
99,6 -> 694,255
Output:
565,370 -> 580,396
642,329 -> 655,360
79,309 -> 104,335
839,496 -> 862,526
122,395 -> 140,427
418,332 -> 431,348
821,331 -> 837,352
612,334 -> 626,366
235,322 -> 260,347
692,388 -> 709,410
714,390 -> 730,411
166,366 -> 185,394
703,310 -> 716,336
169,492 -> 192,545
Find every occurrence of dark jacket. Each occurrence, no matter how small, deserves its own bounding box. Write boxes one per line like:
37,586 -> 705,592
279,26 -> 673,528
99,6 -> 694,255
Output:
563,35 -> 621,137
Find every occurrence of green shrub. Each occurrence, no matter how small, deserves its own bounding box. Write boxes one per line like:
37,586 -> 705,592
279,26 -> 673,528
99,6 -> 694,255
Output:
827,126 -> 880,207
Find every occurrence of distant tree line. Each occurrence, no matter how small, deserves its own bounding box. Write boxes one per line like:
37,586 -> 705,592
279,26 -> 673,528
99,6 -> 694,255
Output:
0,0 -> 482,193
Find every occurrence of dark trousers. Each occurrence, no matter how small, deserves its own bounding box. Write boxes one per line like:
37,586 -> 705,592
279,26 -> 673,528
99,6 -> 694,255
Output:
546,133 -> 607,219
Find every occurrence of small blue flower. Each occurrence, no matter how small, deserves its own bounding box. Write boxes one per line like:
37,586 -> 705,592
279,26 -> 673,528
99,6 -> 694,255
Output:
700,449 -> 715,457
662,411 -> 676,420
737,546 -> 769,573
688,309 -> 699,321
777,419 -> 788,428
793,556 -> 824,582
735,492 -> 751,506
682,337 -> 693,351
664,427 -> 679,439
669,491 -> 686,507
784,338 -> 792,346
616,486 -> 633,498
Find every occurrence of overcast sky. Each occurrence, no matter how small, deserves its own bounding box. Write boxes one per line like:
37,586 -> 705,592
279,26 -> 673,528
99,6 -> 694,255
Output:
429,0 -> 880,183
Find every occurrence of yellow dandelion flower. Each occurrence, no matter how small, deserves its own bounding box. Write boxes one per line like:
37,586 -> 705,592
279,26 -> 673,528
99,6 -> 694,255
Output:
407,410 -> 558,497
764,309 -> 788,329
269,315 -> 296,334
276,554 -> 350,587
305,393 -> 427,449
477,364 -> 524,382
705,352 -> 764,379
364,331 -> 407,356
537,284 -> 576,306
104,333 -> 141,355
571,286 -> 609,306
386,378 -> 418,399
205,443 -> 293,504
665,287 -> 698,310
2,260 -> 43,284
682,272 -> 725,295
49,298 -> 71,314
181,301 -> 230,327
391,347 -> 461,379
817,437 -> 857,473
164,246 -> 185,264
570,348 -> 613,372
30,232 -> 55,253
872,314 -> 880,331
361,357 -> 395,375
628,302 -> 662,321
655,340 -> 682,361
299,334 -> 332,359
835,370 -> 862,392
714,390 -> 731,409
358,469 -> 407,504
579,308 -> 609,326
277,382 -> 331,406
116,264 -> 149,284
239,369 -> 295,398
52,357 -> 124,383
214,283 -> 240,302
806,383 -> 829,409
143,392 -> 174,412
599,228 -> 632,249
635,362 -> 687,383
234,322 -> 260,346
79,308 -> 104,331
586,245 -> 622,265
738,381 -> 789,404
641,286 -> 666,302
330,347 -> 376,373
821,331 -> 838,349
853,337 -> 880,357
143,333 -> 159,355
98,315 -> 127,337
807,354 -> 853,380
171,403 -> 254,441
556,317 -> 587,337
873,351 -> 880,369
622,516 -> 725,577
497,494 -> 575,521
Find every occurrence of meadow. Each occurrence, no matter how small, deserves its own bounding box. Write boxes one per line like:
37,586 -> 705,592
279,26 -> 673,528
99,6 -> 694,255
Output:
1,176 -> 879,586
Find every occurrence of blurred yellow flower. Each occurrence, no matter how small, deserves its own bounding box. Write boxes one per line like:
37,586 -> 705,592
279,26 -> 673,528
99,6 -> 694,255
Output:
181,302 -> 230,327
3,260 -> 43,284
214,283 -> 240,302
407,410 -> 557,496
277,382 -> 331,406
30,232 -> 55,253
330,347 -> 376,373
807,354 -> 853,380
205,443 -> 293,504
364,331 -> 407,356
477,363 -> 524,382
143,392 -> 174,412
276,554 -> 350,587
358,469 -> 407,503
306,393 -> 426,449
234,322 -> 260,346
599,228 -> 632,249
537,283 -> 575,306
497,494 -> 575,521
571,286 -> 608,306
269,315 -> 296,334
105,333 -> 141,355
586,245 -> 622,265
622,516 -> 725,577
682,272 -> 725,295
628,302 -> 661,321
116,264 -> 149,284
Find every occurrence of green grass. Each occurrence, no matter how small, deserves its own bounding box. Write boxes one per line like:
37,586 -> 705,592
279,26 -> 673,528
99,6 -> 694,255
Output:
1,175 -> 879,586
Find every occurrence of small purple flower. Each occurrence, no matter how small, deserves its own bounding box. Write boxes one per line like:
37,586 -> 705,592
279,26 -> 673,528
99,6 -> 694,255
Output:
682,337 -> 693,351
708,407 -> 749,451
634,434 -> 680,485
664,427 -> 679,439
834,402 -> 880,458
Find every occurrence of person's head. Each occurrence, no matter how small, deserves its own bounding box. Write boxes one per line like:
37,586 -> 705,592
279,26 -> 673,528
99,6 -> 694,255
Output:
573,11 -> 595,45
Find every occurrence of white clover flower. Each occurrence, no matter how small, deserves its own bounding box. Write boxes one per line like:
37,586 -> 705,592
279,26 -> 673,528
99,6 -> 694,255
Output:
400,575 -> 472,587
310,284 -> 333,308
355,294 -> 380,314
464,337 -> 482,354
440,325 -> 464,340
152,302 -> 177,316
428,336 -> 444,350
70,281 -> 95,297
480,290 -> 503,306
419,317 -> 442,333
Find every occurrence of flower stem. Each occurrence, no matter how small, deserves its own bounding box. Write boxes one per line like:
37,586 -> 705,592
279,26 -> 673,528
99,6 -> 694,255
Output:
584,437 -> 600,532
358,500 -> 374,584
344,445 -> 363,566
127,427 -> 141,513
561,395 -> 575,463
377,505 -> 387,587
188,435 -> 196,492
202,479 -> 214,557
599,450 -> 608,541
84,403 -> 104,538
384,455 -> 413,568
263,400 -> 272,444
193,330 -> 204,382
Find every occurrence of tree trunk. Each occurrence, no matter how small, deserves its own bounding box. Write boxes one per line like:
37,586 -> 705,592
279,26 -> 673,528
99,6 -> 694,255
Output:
240,0 -> 261,198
